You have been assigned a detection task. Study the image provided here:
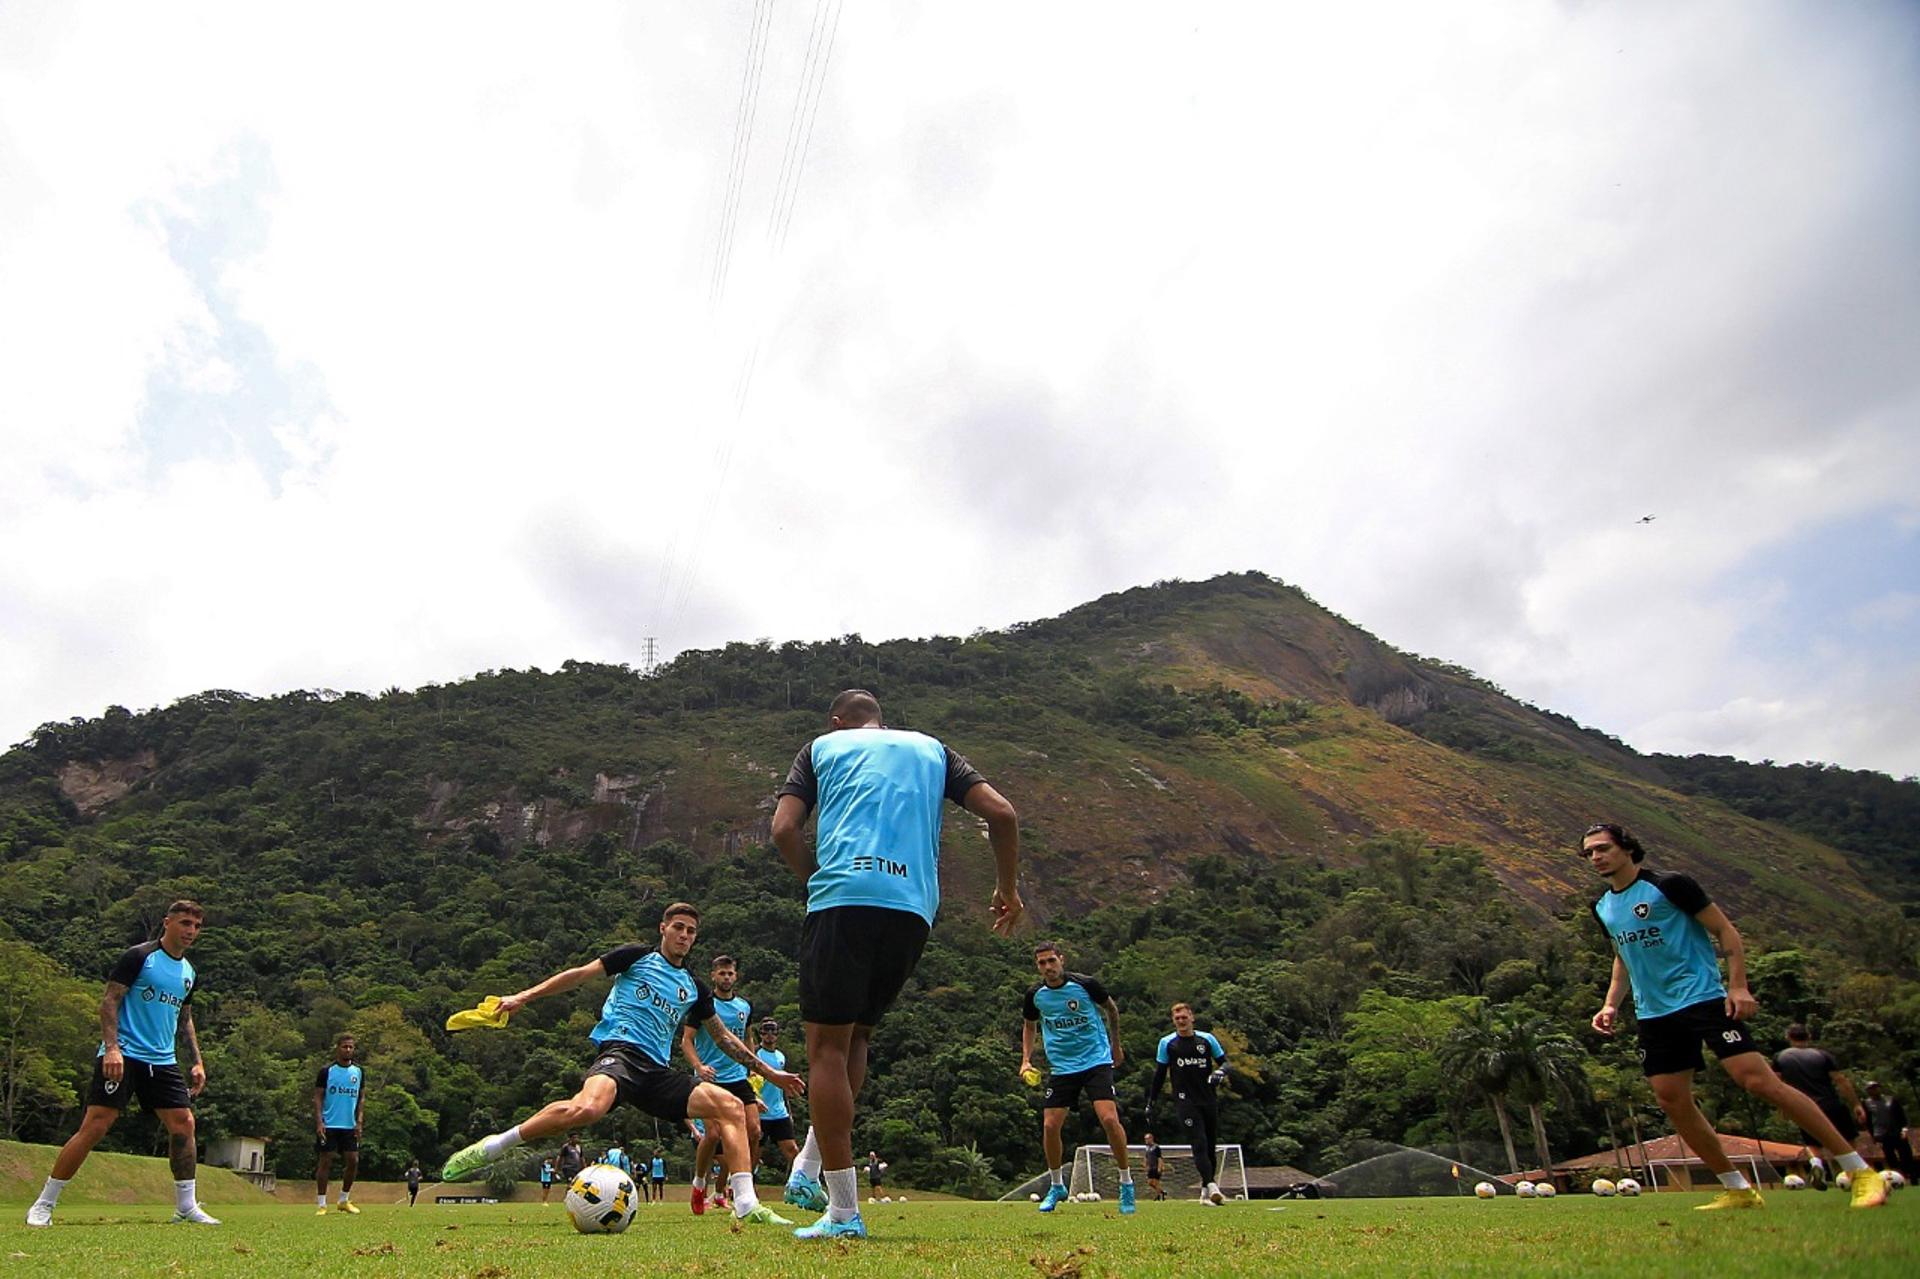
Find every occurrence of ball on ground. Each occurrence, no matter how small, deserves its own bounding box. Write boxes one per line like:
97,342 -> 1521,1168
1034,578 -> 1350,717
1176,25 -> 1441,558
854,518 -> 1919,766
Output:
1535,1182 -> 1556,1198
1887,1170 -> 1907,1190
1783,1174 -> 1806,1190
1590,1178 -> 1616,1197
1616,1178 -> 1641,1196
565,1164 -> 639,1234
1837,1171 -> 1853,1191
1474,1181 -> 1497,1199
1515,1181 -> 1537,1198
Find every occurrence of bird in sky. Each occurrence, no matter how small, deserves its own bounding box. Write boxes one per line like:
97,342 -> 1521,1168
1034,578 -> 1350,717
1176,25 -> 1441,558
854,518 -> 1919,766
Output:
1637,514 -> 1656,524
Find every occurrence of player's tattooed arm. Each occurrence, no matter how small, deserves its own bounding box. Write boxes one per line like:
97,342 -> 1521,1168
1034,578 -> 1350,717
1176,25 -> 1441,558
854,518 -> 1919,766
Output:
99,980 -> 129,1079
703,1016 -> 805,1095
181,1008 -> 206,1096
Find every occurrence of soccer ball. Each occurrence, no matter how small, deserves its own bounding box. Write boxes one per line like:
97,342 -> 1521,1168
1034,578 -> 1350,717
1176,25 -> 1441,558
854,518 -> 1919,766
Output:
1837,1171 -> 1852,1191
1616,1178 -> 1641,1197
1887,1170 -> 1907,1191
880,1196 -> 893,1203
1535,1182 -> 1556,1199
1590,1179 -> 1616,1197
1029,1192 -> 1041,1202
565,1164 -> 638,1234
1515,1181 -> 1536,1198
899,1194 -> 909,1201
1474,1181 -> 1497,1199
1090,1192 -> 1102,1202
1783,1174 -> 1806,1190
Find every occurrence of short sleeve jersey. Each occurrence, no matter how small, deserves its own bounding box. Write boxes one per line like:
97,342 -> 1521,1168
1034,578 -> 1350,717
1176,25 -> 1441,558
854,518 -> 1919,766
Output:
1773,1047 -> 1843,1110
755,1047 -> 791,1120
688,993 -> 752,1083
1157,1030 -> 1227,1100
1023,974 -> 1114,1075
315,1062 -> 365,1128
101,940 -> 196,1066
778,728 -> 987,925
591,945 -> 716,1066
651,1156 -> 666,1178
1591,869 -> 1725,1020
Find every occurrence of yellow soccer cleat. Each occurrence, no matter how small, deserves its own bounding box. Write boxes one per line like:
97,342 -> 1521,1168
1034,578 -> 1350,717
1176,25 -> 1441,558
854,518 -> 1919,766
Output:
1695,1188 -> 1764,1211
315,1206 -> 329,1216
1849,1168 -> 1888,1209
336,1202 -> 360,1214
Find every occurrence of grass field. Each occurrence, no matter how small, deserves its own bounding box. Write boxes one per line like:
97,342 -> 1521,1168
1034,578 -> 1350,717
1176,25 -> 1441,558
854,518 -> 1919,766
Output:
2,1191 -> 1915,1277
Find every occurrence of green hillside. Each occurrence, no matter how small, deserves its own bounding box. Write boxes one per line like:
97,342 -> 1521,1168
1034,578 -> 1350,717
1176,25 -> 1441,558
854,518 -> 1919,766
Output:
0,1140 -> 264,1205
1,572 -> 1914,1196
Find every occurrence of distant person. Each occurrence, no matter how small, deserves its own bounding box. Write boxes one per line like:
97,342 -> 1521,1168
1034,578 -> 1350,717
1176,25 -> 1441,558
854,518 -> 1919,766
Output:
1584,823 -> 1885,1209
313,1033 -> 366,1214
26,900 -> 220,1227
1142,1133 -> 1164,1200
865,1150 -> 886,1193
604,1145 -> 630,1177
650,1150 -> 667,1204
404,1160 -> 422,1206
1150,1002 -> 1230,1204
1864,1082 -> 1916,1180
1772,1024 -> 1866,1190
436,901 -> 804,1227
755,1019 -> 802,1171
539,1158 -> 555,1202
1019,940 -> 1135,1215
680,954 -> 759,1215
772,688 -> 1023,1240
555,1132 -> 585,1183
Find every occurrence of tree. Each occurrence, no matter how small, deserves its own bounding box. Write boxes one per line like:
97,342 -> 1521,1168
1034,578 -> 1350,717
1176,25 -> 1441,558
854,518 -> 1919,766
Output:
0,939 -> 96,1140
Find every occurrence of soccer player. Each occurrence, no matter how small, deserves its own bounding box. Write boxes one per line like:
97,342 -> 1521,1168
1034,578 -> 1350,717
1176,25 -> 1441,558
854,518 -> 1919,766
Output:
754,1019 -> 801,1171
1019,940 -> 1136,1215
439,901 -> 806,1225
650,1149 -> 667,1204
555,1131 -> 585,1184
1149,1002 -> 1230,1204
1773,1024 -> 1866,1190
539,1158 -> 555,1202
1864,1082 -> 1916,1180
772,688 -> 1023,1240
313,1032 -> 366,1214
1584,823 -> 1887,1209
679,954 -> 759,1214
26,899 -> 220,1227
1142,1132 -> 1164,1200
404,1160 -> 422,1206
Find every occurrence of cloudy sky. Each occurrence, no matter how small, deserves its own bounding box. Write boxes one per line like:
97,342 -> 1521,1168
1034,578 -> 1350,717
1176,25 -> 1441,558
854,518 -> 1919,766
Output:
3,1 -> 1916,776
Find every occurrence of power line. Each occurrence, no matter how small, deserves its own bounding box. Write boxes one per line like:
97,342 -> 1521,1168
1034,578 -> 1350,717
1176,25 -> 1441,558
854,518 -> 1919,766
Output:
709,0 -> 776,306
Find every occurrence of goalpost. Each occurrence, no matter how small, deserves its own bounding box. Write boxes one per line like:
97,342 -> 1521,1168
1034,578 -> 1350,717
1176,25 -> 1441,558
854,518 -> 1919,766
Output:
1648,1153 -> 1776,1191
1072,1144 -> 1249,1202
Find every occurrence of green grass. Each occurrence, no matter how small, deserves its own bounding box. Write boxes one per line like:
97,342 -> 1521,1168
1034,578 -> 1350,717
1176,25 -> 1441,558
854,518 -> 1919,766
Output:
0,1141 -> 260,1205
2,1192 -> 1915,1277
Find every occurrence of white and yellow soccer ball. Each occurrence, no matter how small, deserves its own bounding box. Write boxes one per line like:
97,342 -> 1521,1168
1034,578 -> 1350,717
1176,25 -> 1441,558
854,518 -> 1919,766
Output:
1515,1180 -> 1537,1198
1836,1171 -> 1853,1191
1590,1179 -> 1616,1197
1535,1182 -> 1557,1198
565,1163 -> 639,1234
1887,1170 -> 1907,1191
1616,1178 -> 1641,1197
1474,1181 -> 1497,1199
1783,1174 -> 1807,1190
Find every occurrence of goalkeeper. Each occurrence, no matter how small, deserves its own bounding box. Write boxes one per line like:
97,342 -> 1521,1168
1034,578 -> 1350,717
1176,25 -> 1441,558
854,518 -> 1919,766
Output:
1149,1002 -> 1229,1204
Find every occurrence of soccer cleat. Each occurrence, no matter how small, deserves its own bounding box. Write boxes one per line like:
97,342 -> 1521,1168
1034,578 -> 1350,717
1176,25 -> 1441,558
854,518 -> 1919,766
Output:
171,1205 -> 222,1225
1849,1168 -> 1888,1209
794,1212 -> 866,1240
784,1171 -> 828,1212
439,1139 -> 493,1183
690,1184 -> 707,1215
1119,1182 -> 1136,1215
315,1206 -> 329,1216
1037,1184 -> 1069,1213
1694,1188 -> 1763,1211
739,1204 -> 793,1226
25,1202 -> 53,1227
1809,1161 -> 1828,1191
336,1201 -> 360,1214
1206,1182 -> 1226,1205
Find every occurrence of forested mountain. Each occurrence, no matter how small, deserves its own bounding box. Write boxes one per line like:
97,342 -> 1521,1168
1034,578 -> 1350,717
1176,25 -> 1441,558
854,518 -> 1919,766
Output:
2,572 -> 1915,1192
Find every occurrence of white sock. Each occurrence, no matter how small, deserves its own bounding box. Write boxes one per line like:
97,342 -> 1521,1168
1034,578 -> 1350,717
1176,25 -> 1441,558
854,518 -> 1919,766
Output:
338,1190 -> 351,1203
1118,1168 -> 1133,1184
316,1194 -> 327,1208
175,1179 -> 196,1213
1050,1167 -> 1065,1186
824,1167 -> 859,1222
1837,1152 -> 1869,1173
1809,1154 -> 1825,1168
729,1172 -> 757,1215
1717,1170 -> 1751,1191
36,1176 -> 68,1207
795,1128 -> 822,1181
481,1126 -> 522,1159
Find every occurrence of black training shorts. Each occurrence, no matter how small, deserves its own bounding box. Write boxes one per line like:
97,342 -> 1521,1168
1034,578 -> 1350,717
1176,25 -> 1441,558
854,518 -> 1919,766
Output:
1043,1063 -> 1117,1110
799,905 -> 930,1026
720,1077 -> 760,1108
586,1041 -> 697,1122
316,1127 -> 359,1154
87,1056 -> 191,1112
1635,997 -> 1758,1077
762,1116 -> 795,1144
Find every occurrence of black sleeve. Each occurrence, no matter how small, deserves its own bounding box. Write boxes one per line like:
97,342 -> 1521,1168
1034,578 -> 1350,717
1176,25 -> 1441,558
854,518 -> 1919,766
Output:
1589,903 -> 1609,940
776,742 -> 818,812
600,944 -> 651,976
105,943 -> 150,987
315,1067 -> 329,1090
1650,871 -> 1712,916
687,980 -> 717,1026
944,746 -> 987,805
1079,974 -> 1112,1006
1022,985 -> 1040,1021
1149,1061 -> 1168,1101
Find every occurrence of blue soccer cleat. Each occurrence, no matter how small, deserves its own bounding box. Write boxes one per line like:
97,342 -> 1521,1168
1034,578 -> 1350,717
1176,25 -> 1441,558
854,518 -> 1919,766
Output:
1038,1184 -> 1070,1212
784,1170 -> 828,1212
794,1212 -> 867,1239
1119,1182 -> 1136,1214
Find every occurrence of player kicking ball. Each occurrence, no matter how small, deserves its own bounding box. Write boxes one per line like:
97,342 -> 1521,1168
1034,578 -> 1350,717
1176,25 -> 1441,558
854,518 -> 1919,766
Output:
1020,941 -> 1136,1215
440,901 -> 806,1226
1584,823 -> 1886,1211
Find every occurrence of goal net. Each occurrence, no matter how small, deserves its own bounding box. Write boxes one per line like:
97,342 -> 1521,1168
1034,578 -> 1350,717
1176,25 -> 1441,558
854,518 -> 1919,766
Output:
1071,1144 -> 1248,1202
1649,1153 -> 1778,1190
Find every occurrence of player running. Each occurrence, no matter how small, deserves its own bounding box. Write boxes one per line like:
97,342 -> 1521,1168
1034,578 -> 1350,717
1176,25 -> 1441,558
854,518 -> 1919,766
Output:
313,1033 -> 366,1214
1149,1002 -> 1230,1204
1584,823 -> 1887,1210
772,688 -> 1023,1240
754,1019 -> 802,1171
26,900 -> 220,1227
679,954 -> 759,1215
440,901 -> 805,1225
1019,941 -> 1137,1215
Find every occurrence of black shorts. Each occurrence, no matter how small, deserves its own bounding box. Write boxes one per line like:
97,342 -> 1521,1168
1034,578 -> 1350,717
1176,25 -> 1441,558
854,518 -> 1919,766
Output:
586,1041 -> 697,1122
1635,997 -> 1758,1076
651,1175 -> 666,1185
87,1056 -> 191,1112
316,1127 -> 359,1154
799,905 -> 930,1026
720,1077 -> 760,1109
762,1116 -> 795,1144
1043,1063 -> 1117,1110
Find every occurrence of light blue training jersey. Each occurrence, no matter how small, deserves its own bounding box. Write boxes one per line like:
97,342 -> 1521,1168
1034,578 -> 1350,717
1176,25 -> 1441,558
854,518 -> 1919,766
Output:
589,945 -> 715,1065
755,1047 -> 790,1120
317,1062 -> 364,1128
690,994 -> 752,1084
1024,974 -> 1115,1076
100,941 -> 196,1066
1591,868 -> 1725,1020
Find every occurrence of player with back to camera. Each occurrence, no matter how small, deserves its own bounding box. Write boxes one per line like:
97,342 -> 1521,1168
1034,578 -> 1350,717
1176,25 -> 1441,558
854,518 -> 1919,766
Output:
771,688 -> 1023,1240
1773,1024 -> 1867,1190
439,901 -> 806,1225
1584,823 -> 1886,1210
1020,940 -> 1137,1215
27,900 -> 220,1227
1149,1002 -> 1230,1204
313,1032 -> 366,1214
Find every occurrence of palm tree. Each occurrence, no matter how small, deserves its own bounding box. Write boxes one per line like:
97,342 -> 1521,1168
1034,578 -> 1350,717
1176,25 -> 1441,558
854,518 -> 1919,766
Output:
1440,1003 -> 1523,1174
1442,1004 -> 1589,1175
